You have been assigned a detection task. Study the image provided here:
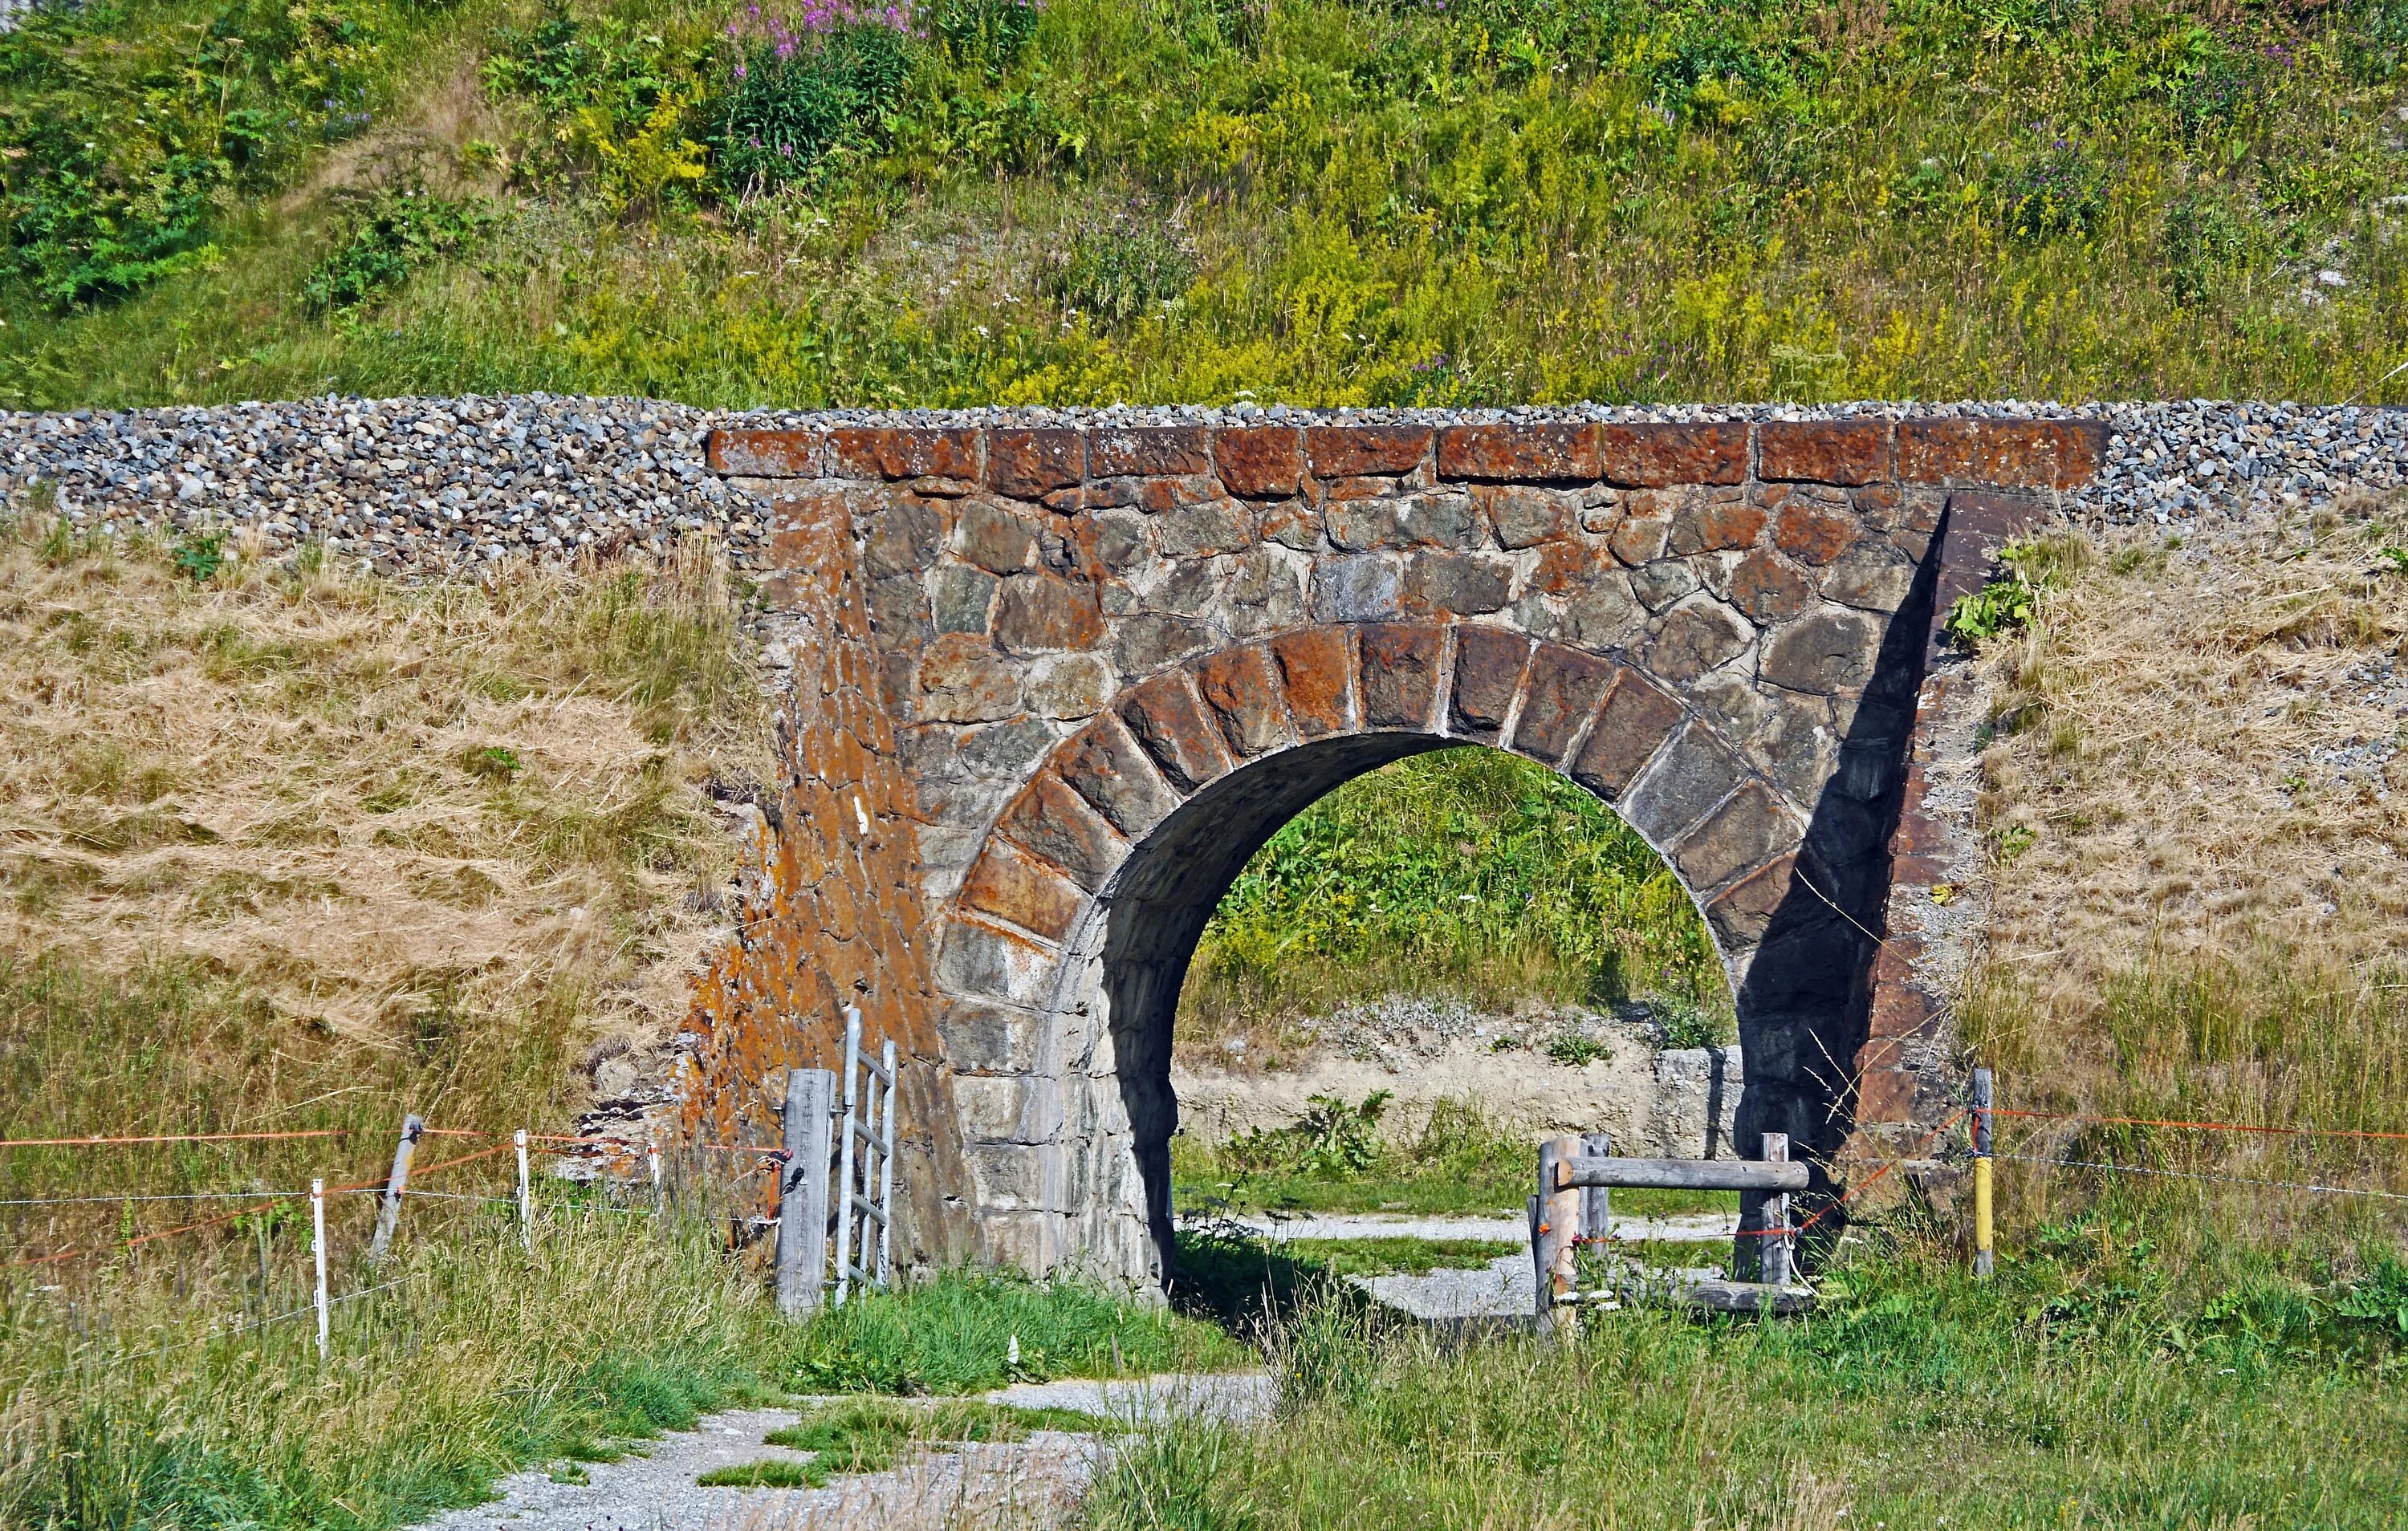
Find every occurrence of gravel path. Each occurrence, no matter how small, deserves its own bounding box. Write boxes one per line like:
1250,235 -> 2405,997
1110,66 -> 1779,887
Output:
417,1373 -> 1271,1531
3,396 -> 2396,582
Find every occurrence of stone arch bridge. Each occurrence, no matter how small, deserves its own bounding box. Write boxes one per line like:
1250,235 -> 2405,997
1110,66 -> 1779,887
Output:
675,413 -> 2105,1284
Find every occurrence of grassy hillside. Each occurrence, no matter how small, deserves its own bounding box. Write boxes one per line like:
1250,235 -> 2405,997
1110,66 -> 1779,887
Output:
2,0 -> 2404,408
1177,746 -> 1729,1060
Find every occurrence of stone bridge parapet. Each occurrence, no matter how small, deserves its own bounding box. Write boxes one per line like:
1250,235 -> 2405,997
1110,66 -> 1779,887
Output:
684,413 -> 2102,1282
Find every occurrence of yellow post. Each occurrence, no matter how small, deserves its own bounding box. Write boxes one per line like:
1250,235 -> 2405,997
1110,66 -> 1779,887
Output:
1971,1067 -> 1995,1279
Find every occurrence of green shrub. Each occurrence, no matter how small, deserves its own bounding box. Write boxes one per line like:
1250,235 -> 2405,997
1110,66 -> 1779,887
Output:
1226,1092 -> 1393,1178
714,12 -> 919,196
1043,209 -> 1197,327
0,0 -> 397,308
301,188 -> 491,315
924,0 -> 1043,79
1997,136 -> 2108,243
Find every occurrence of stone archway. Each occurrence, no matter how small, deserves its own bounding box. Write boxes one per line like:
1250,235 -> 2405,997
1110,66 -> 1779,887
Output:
678,414 -> 2103,1281
933,618 -> 1900,1284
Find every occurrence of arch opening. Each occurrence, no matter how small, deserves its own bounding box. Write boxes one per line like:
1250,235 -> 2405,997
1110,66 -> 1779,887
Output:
1088,733 -> 1739,1280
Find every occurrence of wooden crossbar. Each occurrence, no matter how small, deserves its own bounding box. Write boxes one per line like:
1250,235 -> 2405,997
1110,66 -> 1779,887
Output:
1556,1155 -> 1809,1193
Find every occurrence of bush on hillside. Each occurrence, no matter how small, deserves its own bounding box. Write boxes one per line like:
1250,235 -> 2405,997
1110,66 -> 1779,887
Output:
0,0 -> 393,307
302,187 -> 493,315
714,6 -> 920,195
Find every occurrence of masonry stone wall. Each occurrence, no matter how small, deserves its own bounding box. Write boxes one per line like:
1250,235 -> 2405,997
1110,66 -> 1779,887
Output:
698,414 -> 2105,1285
676,485 -> 974,1270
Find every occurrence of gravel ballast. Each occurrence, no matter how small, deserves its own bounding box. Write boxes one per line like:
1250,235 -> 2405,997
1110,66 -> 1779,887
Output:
3,397 -> 2400,579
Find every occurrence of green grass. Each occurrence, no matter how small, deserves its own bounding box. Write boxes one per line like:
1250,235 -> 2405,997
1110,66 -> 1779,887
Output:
1178,749 -> 1727,1047
696,1459 -> 823,1488
1108,1221 -> 2408,1531
716,1399 -> 1104,1488
4,0 -> 2404,407
1273,1237 -> 1522,1278
783,1266 -> 1248,1393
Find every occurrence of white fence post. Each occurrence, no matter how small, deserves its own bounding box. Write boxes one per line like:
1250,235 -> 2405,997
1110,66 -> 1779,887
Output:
515,1128 -> 531,1249
1762,1133 -> 1793,1288
877,1037 -> 897,1285
311,1178 -> 328,1362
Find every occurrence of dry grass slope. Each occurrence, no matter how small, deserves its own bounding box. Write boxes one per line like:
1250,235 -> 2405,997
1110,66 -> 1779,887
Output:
0,518 -> 765,1222
1964,494 -> 2408,1225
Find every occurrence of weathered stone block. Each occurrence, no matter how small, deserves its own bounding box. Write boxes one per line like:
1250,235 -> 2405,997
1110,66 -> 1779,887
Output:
1449,626 -> 1531,741
1644,596 -> 1753,683
1326,497 -> 1405,553
1404,551 -> 1512,615
1092,426 -> 1214,477
1214,426 -> 1305,497
707,429 -> 823,477
938,999 -> 1047,1073
1673,781 -> 1800,893
1706,853 -> 1796,950
962,717 -> 1058,778
954,1074 -> 1067,1145
917,634 -> 1021,722
930,564 -> 999,634
1770,497 -> 1861,565
1308,424 -> 1430,478
1060,716 -> 1182,838
1117,674 -> 1235,791
1821,543 -> 1917,613
1259,499 -> 1322,552
1896,418 -> 2107,489
1192,646 -> 1296,757
1620,721 -> 1747,847
988,429 -> 1086,499
1316,554 -> 1402,623
832,428 -> 982,482
1483,485 -> 1572,549
960,843 -> 1086,942
1112,613 -> 1215,676
1761,607 -> 1883,693
1156,499 -> 1255,558
1272,627 -> 1353,737
868,573 -> 932,640
1597,423 -> 1748,487
1568,671 -> 1683,798
955,500 -> 1037,574
861,497 -> 944,579
1727,550 -> 1816,623
1609,513 -> 1672,567
1397,491 -> 1477,548
1559,574 -> 1645,650
1668,494 -> 1767,555
1437,424 -> 1600,482
1025,652 -> 1115,718
994,572 -> 1104,654
1511,644 -> 1617,764
1359,622 -> 1443,729
1759,420 -> 1889,485
936,917 -> 1060,1009
997,772 -> 1127,891
962,1143 -> 1049,1209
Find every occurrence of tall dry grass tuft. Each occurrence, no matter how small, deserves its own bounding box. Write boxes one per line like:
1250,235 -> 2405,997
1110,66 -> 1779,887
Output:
1963,497 -> 2408,1243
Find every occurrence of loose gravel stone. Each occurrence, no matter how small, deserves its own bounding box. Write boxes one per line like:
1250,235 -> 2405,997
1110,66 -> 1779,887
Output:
3,396 -> 2399,582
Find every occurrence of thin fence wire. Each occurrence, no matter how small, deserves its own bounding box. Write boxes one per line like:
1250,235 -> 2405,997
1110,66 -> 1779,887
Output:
1996,1151 -> 2408,1203
0,1274 -> 418,1391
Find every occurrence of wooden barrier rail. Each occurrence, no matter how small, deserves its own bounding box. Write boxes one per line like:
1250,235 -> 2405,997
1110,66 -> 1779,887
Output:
1552,1155 -> 1809,1194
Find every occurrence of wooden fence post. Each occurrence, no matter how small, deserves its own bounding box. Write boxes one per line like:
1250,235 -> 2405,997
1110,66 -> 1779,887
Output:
1972,1067 -> 1995,1279
1580,1130 -> 1613,1251
1761,1133 -> 1793,1288
776,1067 -> 836,1316
1535,1133 -> 1581,1339
368,1112 -> 421,1265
